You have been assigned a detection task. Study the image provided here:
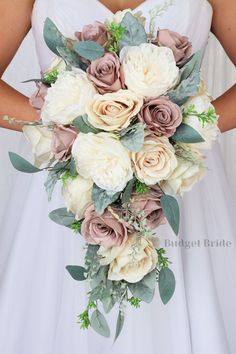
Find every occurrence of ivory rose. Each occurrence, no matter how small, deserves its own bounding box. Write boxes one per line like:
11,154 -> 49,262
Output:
81,205 -> 130,248
131,131 -> 178,185
62,175 -> 93,220
23,125 -> 53,168
41,68 -> 97,125
98,234 -> 157,283
86,89 -> 143,131
72,132 -> 133,192
120,43 -> 179,98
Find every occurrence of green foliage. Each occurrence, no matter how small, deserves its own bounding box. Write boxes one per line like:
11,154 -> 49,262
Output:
43,69 -> 59,84
135,180 -> 150,194
128,297 -> 141,308
78,310 -> 90,330
56,46 -> 88,70
49,207 -> 76,226
158,267 -> 176,305
157,248 -> 172,269
121,178 -> 136,204
128,269 -> 156,303
66,265 -> 87,281
8,152 -> 41,173
120,122 -> 145,152
73,114 -> 101,134
172,123 -> 205,144
60,170 -> 77,186
114,309 -> 125,342
160,195 -> 180,236
73,41 -> 105,61
43,18 -> 66,56
106,22 -> 126,53
183,104 -> 217,127
119,12 -> 147,49
92,184 -> 120,215
70,220 -> 82,234
90,309 -> 111,337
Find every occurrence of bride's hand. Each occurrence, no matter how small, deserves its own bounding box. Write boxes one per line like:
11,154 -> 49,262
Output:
0,0 -> 38,132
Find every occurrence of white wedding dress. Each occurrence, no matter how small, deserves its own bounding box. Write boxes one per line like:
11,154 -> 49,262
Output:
0,1 -> 236,353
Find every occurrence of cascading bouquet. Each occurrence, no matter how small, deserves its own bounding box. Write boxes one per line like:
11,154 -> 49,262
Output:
7,9 -> 219,339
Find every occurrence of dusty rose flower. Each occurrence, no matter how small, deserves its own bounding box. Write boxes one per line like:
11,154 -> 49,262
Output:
30,83 -> 48,112
81,205 -> 130,248
138,96 -> 182,137
154,29 -> 192,65
75,21 -> 109,46
130,185 -> 166,229
52,126 -> 78,161
87,53 -> 125,94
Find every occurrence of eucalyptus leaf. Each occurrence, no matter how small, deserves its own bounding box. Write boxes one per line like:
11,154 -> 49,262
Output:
9,152 -> 41,173
56,46 -> 85,69
168,71 -> 200,106
43,18 -> 66,55
66,265 -> 87,281
73,41 -> 105,61
73,115 -> 101,134
49,207 -> 76,226
101,290 -> 116,314
159,267 -> 176,305
160,195 -> 180,235
90,266 -> 108,290
180,50 -> 203,81
44,170 -> 60,201
172,123 -> 205,143
120,123 -> 145,152
114,310 -> 125,342
121,177 -> 136,204
69,158 -> 77,176
90,310 -> 111,338
119,12 -> 147,49
128,269 -> 156,303
92,184 -> 120,215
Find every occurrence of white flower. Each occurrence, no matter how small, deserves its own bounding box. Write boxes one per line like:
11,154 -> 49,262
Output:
23,125 -> 53,168
183,93 -> 220,150
160,145 -> 206,196
86,90 -> 143,131
62,175 -> 93,220
111,9 -> 133,23
131,131 -> 178,185
41,69 -> 97,125
72,132 -> 133,192
98,234 -> 157,283
120,43 -> 179,98
44,56 -> 66,76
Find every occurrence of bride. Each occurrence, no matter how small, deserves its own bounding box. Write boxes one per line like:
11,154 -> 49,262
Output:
0,0 -> 236,353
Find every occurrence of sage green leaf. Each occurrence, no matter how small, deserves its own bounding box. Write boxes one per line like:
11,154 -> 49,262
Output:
44,170 -> 60,201
69,158 -> 77,176
180,50 -> 203,81
160,195 -> 180,235
9,152 -> 41,173
159,267 -> 176,305
73,115 -> 101,134
121,177 -> 136,204
49,208 -> 76,226
90,266 -> 108,290
128,269 -> 156,303
90,310 -> 111,338
66,265 -> 87,281
114,310 -> 125,342
22,78 -> 42,84
92,184 -> 120,215
120,123 -> 145,152
119,12 -> 147,49
56,46 -> 84,69
172,123 -> 205,143
101,290 -> 116,314
168,71 -> 200,106
43,18 -> 66,55
73,41 -> 105,61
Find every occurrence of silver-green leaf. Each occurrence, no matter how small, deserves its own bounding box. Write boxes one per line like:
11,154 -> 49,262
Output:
128,269 -> 156,303
92,184 -> 120,215
43,18 -> 66,56
172,123 -> 205,143
73,115 -> 101,134
56,46 -> 87,70
9,152 -> 41,173
49,208 -> 76,226
120,123 -> 145,152
114,310 -> 125,342
119,12 -> 147,49
121,177 -> 136,204
159,267 -> 176,305
160,195 -> 180,235
73,41 -> 105,61
90,310 -> 111,338
66,265 -> 87,281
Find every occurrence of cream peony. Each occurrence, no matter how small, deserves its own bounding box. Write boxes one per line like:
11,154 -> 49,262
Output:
86,90 -> 143,131
131,131 -> 178,185
23,125 -> 53,168
62,175 -> 93,220
72,132 -> 133,192
43,56 -> 66,76
160,145 -> 206,196
41,68 -> 97,125
183,93 -> 220,150
98,234 -> 157,283
120,43 -> 179,98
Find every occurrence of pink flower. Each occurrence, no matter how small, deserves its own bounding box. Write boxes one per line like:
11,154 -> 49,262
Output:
30,83 -> 48,112
138,96 -> 182,137
81,205 -> 130,248
87,53 -> 125,94
129,185 -> 166,229
154,29 -> 192,65
75,21 -> 109,46
52,126 -> 78,161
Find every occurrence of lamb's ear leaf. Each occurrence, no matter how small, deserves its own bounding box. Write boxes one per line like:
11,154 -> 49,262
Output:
90,310 -> 111,338
171,123 -> 205,143
8,152 -> 41,173
114,310 -> 125,342
119,12 -> 147,49
159,267 -> 176,305
160,195 -> 180,235
92,184 -> 120,215
43,18 -> 66,55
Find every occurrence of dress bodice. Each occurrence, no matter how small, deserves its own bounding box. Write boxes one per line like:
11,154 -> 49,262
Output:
31,0 -> 213,71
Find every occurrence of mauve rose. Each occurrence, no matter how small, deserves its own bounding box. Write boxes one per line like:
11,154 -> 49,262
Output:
81,205 -> 130,248
52,126 -> 78,161
129,185 -> 166,229
154,29 -> 192,65
75,21 -> 109,46
87,53 -> 125,94
30,83 -> 48,112
138,96 -> 182,137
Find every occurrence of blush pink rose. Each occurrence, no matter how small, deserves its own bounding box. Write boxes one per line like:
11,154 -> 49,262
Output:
87,53 -> 125,94
30,83 -> 48,113
129,185 -> 166,230
154,29 -> 192,66
52,126 -> 78,161
75,21 -> 109,46
138,96 -> 182,137
81,205 -> 130,248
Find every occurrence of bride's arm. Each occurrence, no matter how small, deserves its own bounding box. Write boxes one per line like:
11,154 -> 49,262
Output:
209,0 -> 236,133
0,0 -> 38,132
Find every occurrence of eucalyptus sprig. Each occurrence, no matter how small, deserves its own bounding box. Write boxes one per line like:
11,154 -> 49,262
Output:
183,104 -> 217,127
106,22 -> 126,53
